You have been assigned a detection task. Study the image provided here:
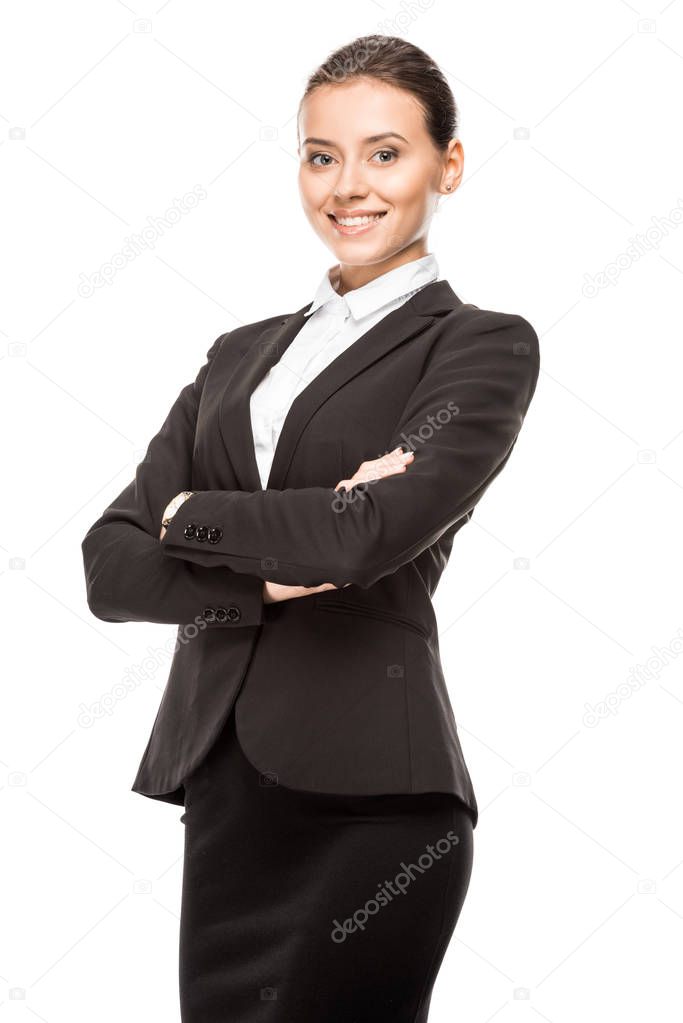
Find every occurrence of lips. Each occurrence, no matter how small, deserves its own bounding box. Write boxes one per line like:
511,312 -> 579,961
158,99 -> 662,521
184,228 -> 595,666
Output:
328,211 -> 388,223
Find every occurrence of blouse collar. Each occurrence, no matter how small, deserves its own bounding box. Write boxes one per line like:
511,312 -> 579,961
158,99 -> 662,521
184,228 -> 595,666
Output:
305,252 -> 439,322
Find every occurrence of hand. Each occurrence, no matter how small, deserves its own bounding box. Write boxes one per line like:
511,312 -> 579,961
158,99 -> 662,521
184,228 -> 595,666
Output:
334,445 -> 414,492
263,580 -> 351,604
264,447 -> 414,604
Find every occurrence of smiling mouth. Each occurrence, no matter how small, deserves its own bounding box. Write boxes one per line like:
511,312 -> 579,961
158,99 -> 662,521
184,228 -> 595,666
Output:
328,211 -> 388,226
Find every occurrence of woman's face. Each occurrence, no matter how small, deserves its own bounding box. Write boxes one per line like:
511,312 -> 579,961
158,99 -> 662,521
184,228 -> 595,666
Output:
297,78 -> 462,281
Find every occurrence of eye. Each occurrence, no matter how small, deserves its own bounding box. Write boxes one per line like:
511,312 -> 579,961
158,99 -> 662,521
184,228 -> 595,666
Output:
308,152 -> 335,167
371,149 -> 398,164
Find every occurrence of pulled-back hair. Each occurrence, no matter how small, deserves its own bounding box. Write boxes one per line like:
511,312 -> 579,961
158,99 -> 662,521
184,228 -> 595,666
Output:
298,35 -> 458,151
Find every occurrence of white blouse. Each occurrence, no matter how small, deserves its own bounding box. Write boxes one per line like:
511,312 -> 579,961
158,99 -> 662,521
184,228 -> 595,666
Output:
249,252 -> 440,490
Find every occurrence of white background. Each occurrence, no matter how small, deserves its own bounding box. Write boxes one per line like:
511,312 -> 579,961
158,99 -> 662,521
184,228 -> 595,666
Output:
2,0 -> 682,1020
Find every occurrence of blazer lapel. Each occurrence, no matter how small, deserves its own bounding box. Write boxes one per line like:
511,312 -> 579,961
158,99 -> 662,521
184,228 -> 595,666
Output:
218,278 -> 462,493
218,304 -> 311,492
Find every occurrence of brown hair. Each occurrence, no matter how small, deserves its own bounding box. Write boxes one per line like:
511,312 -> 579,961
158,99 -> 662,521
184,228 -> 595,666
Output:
297,35 -> 458,152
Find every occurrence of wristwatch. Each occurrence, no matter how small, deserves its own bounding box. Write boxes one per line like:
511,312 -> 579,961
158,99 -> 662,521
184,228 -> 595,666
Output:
161,490 -> 195,528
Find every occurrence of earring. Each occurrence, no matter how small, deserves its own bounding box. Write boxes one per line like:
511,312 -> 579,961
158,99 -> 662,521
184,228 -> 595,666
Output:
446,184 -> 452,191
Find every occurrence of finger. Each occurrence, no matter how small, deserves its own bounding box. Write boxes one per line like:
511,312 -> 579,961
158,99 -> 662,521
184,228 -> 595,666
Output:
365,462 -> 407,481
351,460 -> 408,486
376,450 -> 413,471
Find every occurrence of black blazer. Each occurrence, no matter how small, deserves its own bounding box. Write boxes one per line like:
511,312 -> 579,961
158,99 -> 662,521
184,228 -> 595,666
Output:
81,279 -> 540,829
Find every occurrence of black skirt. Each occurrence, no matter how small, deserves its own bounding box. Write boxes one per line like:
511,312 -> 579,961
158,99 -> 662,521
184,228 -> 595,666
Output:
179,704 -> 474,1022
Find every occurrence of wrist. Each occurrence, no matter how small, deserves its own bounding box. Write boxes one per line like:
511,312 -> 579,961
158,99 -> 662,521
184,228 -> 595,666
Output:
162,490 -> 194,528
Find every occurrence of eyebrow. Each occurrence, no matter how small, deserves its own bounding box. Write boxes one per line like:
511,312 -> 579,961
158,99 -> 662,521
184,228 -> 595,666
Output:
301,132 -> 409,147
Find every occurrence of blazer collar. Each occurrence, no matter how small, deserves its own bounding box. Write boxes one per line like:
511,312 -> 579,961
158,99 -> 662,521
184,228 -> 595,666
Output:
218,278 -> 463,493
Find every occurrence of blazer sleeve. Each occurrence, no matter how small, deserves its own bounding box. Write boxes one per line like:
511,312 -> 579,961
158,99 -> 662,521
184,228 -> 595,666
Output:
80,334 -> 265,627
159,311 -> 540,590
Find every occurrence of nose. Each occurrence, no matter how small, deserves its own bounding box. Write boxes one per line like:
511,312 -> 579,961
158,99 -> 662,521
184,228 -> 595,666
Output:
332,159 -> 370,201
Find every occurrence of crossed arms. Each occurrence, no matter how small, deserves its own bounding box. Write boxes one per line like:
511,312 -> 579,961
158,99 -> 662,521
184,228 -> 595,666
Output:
81,311 -> 539,626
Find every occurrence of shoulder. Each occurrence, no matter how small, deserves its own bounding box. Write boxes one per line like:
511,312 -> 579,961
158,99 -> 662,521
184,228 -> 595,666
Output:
429,300 -> 540,405
443,301 -> 538,349
438,301 -> 539,373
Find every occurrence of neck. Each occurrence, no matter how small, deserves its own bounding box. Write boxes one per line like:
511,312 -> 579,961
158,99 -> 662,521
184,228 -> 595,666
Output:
333,241 -> 429,295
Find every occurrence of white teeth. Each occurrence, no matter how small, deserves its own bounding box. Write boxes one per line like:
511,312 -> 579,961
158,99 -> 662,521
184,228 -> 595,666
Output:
334,213 -> 386,226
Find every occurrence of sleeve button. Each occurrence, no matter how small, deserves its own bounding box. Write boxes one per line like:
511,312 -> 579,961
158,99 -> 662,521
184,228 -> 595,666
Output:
202,606 -> 217,622
196,525 -> 208,542
227,606 -> 241,623
208,527 -> 222,544
184,522 -> 197,540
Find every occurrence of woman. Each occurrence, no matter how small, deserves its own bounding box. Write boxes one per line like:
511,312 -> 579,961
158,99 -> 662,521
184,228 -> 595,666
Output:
81,34 -> 540,1023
